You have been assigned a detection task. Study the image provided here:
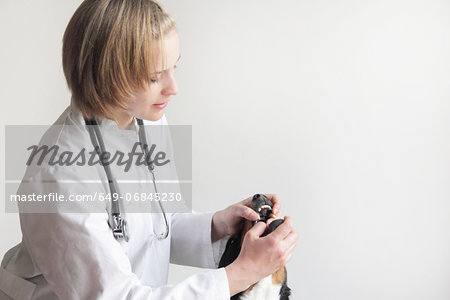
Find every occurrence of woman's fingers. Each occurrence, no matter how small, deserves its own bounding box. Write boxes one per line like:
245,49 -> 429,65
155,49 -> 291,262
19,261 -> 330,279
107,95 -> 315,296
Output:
283,227 -> 298,243
241,196 -> 252,206
279,231 -> 298,265
264,194 -> 281,216
282,231 -> 299,252
285,242 -> 297,257
247,221 -> 267,238
283,250 -> 295,266
236,205 -> 259,221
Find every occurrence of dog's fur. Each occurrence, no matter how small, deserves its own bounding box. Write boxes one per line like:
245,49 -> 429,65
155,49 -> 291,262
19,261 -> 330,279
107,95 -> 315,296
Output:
219,194 -> 291,300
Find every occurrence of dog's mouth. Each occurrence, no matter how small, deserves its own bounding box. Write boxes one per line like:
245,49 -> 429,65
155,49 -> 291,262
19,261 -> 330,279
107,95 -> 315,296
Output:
251,194 -> 274,223
258,204 -> 272,212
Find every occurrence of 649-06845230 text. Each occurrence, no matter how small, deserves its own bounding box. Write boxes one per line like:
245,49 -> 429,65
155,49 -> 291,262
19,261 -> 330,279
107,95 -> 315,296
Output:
9,192 -> 183,203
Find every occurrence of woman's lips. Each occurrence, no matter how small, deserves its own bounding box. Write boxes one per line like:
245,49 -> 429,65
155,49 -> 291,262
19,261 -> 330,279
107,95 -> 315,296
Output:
153,102 -> 168,109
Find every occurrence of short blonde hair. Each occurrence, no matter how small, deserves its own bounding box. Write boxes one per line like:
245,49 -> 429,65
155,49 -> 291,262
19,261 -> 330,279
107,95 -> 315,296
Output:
62,0 -> 176,119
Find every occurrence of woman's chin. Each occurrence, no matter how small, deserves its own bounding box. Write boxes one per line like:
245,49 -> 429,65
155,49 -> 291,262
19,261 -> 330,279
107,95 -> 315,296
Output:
141,110 -> 164,122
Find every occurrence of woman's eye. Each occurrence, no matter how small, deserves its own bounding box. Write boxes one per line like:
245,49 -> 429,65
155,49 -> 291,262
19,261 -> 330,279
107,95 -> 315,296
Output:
150,78 -> 159,84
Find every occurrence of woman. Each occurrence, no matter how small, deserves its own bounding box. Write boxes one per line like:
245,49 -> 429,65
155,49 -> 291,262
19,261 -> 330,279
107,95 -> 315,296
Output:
0,0 -> 298,299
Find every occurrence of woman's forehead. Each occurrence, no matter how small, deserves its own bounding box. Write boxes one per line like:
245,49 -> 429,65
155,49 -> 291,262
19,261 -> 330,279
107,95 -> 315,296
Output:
152,53 -> 181,75
151,30 -> 180,74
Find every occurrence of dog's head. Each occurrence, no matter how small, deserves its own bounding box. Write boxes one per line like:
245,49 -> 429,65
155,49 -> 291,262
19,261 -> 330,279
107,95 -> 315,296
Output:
250,194 -> 284,236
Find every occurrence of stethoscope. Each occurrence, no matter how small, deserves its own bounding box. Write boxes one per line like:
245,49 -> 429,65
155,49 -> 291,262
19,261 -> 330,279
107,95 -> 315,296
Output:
84,117 -> 169,242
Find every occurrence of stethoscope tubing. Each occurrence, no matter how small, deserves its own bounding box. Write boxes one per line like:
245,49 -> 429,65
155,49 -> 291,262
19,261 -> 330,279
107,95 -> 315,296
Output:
84,117 -> 169,241
136,118 -> 169,240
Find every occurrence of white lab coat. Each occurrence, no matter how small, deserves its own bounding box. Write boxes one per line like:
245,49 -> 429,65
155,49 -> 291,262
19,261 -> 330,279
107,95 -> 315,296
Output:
0,102 -> 230,299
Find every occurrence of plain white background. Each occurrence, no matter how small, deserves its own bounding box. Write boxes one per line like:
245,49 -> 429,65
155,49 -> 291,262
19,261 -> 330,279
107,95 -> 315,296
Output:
1,1 -> 450,299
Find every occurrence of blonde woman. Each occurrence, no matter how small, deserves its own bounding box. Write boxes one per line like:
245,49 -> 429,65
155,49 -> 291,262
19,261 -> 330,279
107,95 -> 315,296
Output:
0,1 -> 298,299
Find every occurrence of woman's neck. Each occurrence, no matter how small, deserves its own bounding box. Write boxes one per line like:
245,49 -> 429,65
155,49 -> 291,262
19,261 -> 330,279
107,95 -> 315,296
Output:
105,109 -> 134,129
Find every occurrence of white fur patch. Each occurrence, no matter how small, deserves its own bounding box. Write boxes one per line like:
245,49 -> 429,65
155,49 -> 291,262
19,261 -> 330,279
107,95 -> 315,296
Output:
240,275 -> 282,300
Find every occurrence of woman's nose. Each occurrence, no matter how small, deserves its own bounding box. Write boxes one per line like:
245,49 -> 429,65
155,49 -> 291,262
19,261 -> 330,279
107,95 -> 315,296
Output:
162,72 -> 179,96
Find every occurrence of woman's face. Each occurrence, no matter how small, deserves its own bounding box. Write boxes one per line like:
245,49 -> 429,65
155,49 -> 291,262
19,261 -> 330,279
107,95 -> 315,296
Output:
128,29 -> 180,122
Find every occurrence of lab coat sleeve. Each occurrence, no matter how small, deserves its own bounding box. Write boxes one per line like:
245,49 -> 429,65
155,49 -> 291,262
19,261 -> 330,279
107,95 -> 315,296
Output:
170,212 -> 230,268
19,167 -> 230,300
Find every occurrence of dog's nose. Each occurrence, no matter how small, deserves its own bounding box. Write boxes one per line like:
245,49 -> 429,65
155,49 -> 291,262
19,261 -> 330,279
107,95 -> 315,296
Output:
268,219 -> 284,233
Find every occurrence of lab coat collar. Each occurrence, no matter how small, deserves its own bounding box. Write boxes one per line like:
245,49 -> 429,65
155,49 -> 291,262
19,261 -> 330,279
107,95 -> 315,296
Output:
68,98 -> 138,132
68,98 -> 164,130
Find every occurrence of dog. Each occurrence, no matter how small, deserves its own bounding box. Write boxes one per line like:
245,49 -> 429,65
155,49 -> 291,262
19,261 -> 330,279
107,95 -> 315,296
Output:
219,194 -> 291,300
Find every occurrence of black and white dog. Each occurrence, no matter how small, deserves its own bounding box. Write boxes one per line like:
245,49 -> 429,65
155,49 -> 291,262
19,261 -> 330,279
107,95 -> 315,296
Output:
219,194 -> 291,300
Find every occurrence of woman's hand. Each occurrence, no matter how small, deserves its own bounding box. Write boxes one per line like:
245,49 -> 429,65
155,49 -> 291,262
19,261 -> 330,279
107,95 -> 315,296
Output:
225,216 -> 298,296
211,194 -> 282,243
